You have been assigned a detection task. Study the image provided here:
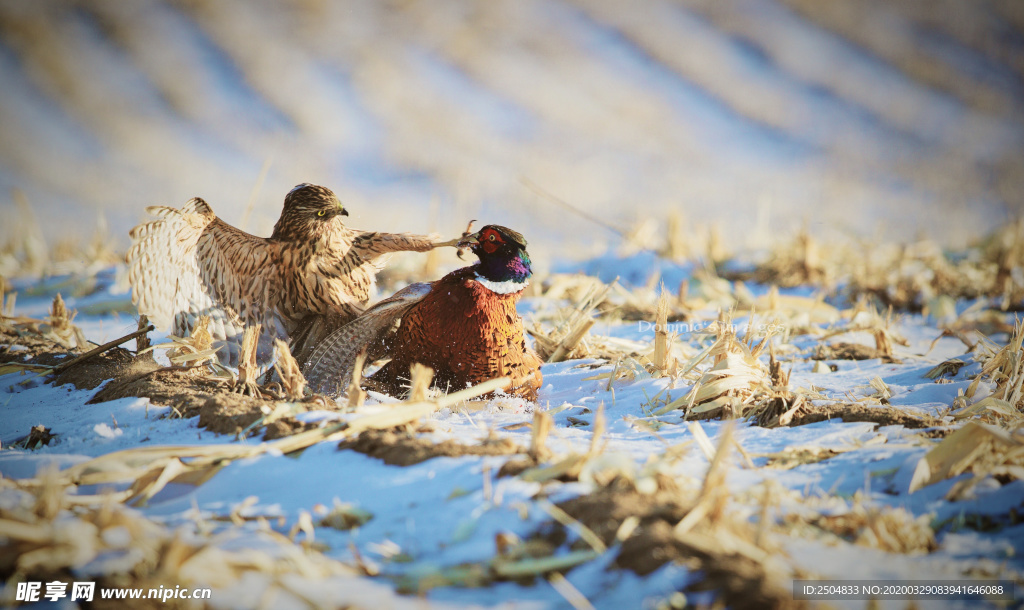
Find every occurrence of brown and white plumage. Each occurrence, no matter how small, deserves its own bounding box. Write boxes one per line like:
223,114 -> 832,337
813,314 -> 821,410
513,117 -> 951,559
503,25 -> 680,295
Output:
127,183 -> 441,366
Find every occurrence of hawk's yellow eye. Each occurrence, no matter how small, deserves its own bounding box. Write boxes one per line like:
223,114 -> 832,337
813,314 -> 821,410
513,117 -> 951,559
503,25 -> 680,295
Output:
317,210 -> 326,217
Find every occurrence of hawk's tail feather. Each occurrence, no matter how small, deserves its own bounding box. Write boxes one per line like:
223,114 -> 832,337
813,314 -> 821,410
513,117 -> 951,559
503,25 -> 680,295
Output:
127,199 -> 243,366
127,206 -> 192,331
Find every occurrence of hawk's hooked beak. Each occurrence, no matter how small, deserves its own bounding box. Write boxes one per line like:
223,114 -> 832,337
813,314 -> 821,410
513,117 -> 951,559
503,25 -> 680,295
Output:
339,207 -> 349,217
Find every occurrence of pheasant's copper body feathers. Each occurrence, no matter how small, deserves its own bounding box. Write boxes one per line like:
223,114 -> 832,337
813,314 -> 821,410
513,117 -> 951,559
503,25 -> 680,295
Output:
304,224 -> 543,401
374,267 -> 543,399
126,184 -> 438,366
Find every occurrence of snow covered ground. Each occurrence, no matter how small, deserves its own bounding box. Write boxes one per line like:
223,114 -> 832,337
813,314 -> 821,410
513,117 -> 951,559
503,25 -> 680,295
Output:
1,258 -> 1021,609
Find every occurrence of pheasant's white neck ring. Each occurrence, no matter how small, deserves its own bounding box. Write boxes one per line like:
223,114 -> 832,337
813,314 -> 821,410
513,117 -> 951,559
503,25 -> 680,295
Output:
474,273 -> 529,295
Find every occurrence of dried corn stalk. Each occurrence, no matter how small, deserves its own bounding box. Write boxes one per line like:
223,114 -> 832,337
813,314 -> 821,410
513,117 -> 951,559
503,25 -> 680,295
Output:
1,284 -> 15,319
28,376 -> 514,510
954,396 -> 1024,425
140,315 -> 219,368
236,323 -> 262,392
869,376 -> 892,403
44,293 -> 87,349
0,474 -> 367,608
909,422 -> 1024,493
134,314 -> 152,357
731,222 -> 1023,311
659,312 -> 792,420
789,503 -> 936,554
664,210 -> 689,261
273,339 -> 307,400
525,411 -> 551,464
591,277 -> 693,323
748,228 -> 828,288
347,350 -> 367,408
668,425 -> 801,609
651,292 -> 672,372
966,318 -> 1024,411
531,279 -> 613,362
925,358 -> 966,379
408,362 -> 434,402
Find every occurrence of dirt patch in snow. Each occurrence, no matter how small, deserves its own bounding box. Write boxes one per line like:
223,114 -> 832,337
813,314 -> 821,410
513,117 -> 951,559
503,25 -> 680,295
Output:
0,329 -> 68,361
811,342 -> 894,362
1,329 -> 78,370
496,456 -> 537,478
2,327 -> 328,440
93,364 -> 240,408
553,476 -> 690,573
52,347 -> 136,390
339,429 -> 522,466
553,476 -> 804,609
89,364 -> 286,436
1,328 -> 140,390
787,403 -> 944,430
1,327 -> 152,392
196,394 -> 267,436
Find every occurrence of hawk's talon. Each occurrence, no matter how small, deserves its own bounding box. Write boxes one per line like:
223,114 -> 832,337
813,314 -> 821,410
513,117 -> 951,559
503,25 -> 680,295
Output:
455,219 -> 477,260
232,379 -> 263,397
431,220 -> 477,258
261,382 -> 285,401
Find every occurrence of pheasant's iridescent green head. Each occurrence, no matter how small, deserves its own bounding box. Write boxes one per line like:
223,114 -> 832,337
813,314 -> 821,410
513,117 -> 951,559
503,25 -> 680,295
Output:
272,183 -> 348,240
461,225 -> 532,283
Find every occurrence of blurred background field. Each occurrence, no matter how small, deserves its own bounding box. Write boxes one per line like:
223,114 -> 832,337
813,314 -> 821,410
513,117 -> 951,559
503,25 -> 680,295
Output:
0,0 -> 1022,269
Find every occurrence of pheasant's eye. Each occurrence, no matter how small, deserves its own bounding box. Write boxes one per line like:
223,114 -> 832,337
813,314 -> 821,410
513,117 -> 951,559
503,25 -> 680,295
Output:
317,210 -> 326,217
488,234 -> 497,242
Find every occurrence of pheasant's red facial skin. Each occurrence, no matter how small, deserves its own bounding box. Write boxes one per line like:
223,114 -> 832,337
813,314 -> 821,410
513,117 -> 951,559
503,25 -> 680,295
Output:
480,228 -> 504,254
465,225 -> 531,283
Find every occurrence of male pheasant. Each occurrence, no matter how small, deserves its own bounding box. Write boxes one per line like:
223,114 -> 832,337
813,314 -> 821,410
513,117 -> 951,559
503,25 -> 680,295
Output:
126,183 -> 453,367
303,224 -> 543,401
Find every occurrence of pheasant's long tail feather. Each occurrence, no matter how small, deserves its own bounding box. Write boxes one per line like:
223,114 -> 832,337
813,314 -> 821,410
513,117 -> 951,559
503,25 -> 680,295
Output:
303,283 -> 431,396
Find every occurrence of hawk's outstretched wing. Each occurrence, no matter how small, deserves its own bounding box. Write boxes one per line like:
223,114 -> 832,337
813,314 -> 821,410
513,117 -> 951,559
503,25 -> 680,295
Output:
302,282 -> 432,396
127,198 -> 284,366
